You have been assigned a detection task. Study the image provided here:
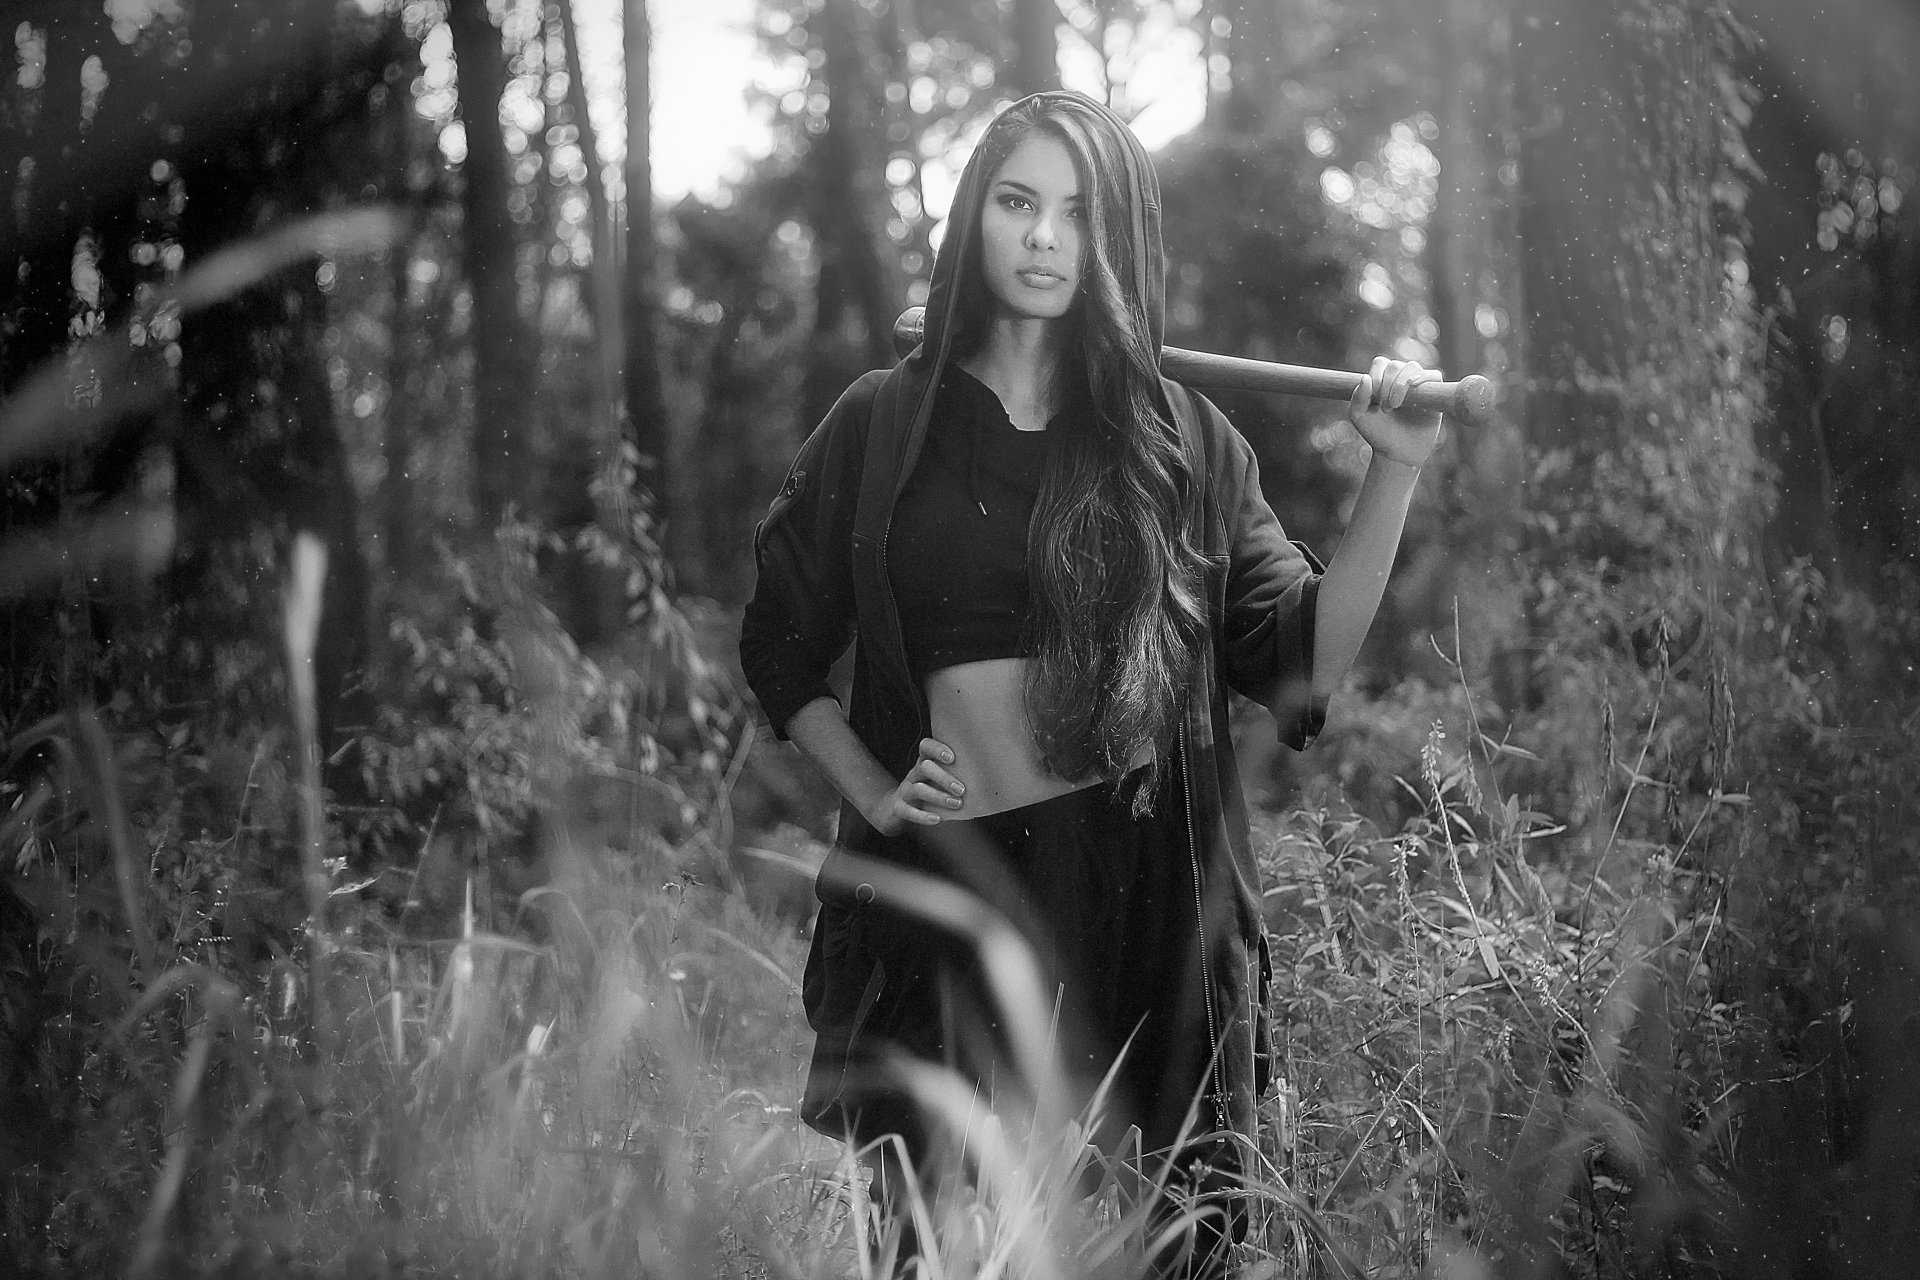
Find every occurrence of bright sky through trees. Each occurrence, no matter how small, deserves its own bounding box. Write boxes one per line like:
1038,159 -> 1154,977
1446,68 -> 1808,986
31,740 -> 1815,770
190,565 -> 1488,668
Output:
573,0 -> 774,201
574,0 -> 1206,202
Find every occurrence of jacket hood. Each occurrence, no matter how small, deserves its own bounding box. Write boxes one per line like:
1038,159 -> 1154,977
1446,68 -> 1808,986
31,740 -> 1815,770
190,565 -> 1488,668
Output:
914,91 -> 1167,378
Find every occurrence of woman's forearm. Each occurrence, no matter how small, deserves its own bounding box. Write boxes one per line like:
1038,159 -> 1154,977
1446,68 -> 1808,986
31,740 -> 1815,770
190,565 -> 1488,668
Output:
785,696 -> 898,827
1311,453 -> 1422,696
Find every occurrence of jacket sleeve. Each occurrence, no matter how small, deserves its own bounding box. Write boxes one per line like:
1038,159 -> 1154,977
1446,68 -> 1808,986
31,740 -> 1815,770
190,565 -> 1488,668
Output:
1198,392 -> 1327,751
739,374 -> 881,739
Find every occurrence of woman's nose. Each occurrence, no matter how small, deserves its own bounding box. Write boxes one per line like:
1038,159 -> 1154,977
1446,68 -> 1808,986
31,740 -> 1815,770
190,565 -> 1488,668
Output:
1026,210 -> 1058,250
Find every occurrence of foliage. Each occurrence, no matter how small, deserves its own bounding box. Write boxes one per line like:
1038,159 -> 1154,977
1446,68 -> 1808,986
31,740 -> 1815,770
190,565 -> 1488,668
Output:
352,485 -> 736,853
1261,570 -> 1920,1277
2,705 -> 841,1277
1259,719 -> 1733,1278
10,624 -> 1910,1280
1157,129 -> 1365,554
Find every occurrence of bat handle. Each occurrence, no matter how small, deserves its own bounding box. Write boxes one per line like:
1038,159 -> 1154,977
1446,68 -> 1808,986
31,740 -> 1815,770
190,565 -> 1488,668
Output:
890,306 -> 1496,425
1407,373 -> 1495,426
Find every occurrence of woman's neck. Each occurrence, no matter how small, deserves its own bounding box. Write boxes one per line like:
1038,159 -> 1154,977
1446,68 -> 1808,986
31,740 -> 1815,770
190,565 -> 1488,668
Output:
961,315 -> 1069,430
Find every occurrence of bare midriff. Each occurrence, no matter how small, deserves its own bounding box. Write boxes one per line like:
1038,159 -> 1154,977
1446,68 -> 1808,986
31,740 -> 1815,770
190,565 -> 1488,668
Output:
924,657 -> 1104,819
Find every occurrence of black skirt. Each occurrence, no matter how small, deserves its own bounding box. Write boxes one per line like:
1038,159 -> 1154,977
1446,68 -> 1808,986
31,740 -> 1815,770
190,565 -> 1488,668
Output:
801,764 -> 1221,1163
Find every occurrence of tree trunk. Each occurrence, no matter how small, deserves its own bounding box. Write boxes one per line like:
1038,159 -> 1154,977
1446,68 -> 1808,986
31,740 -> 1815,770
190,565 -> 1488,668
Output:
623,0 -> 670,503
804,0 -> 901,426
1217,0 -> 1281,134
1008,0 -> 1059,98
6,8 -> 95,385
376,7 -> 422,593
1428,0 -> 1503,388
1511,0 -> 1765,791
559,0 -> 622,414
383,96 -> 418,589
1735,25 -> 1920,574
1422,0 -> 1527,689
1513,0 -> 1634,461
448,0 -> 531,527
545,0 -> 628,638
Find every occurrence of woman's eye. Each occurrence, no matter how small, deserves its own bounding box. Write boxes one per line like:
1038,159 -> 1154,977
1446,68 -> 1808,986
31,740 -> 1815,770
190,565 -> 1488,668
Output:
1000,195 -> 1031,212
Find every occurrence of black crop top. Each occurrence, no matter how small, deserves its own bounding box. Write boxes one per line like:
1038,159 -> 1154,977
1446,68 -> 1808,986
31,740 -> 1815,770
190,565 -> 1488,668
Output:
889,366 -> 1086,681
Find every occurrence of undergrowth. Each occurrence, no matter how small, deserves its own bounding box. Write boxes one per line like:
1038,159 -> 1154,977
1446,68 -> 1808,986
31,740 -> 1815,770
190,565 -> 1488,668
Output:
3,703 -> 855,1279
6,473 -> 1917,1277
0,638 -> 1786,1280
1259,729 -> 1732,1277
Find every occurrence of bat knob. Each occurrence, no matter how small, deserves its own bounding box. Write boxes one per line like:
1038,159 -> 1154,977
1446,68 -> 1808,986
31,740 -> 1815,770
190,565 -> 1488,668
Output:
892,306 -> 927,358
1454,374 -> 1495,425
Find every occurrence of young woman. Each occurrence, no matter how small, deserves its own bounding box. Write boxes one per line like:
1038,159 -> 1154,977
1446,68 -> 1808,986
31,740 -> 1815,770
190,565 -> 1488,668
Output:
740,90 -> 1441,1267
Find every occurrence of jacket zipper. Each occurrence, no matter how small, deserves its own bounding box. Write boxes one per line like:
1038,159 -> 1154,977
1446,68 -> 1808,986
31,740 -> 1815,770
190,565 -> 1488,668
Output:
881,375 -> 942,739
878,521 -> 931,739
1180,716 -> 1227,1134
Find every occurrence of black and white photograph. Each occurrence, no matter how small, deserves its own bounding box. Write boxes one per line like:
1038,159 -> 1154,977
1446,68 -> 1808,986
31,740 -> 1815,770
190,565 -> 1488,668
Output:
2,1 -> 1917,1276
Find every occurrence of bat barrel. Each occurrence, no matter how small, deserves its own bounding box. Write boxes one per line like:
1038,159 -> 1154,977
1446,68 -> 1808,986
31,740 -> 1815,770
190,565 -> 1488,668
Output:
891,305 -> 1495,426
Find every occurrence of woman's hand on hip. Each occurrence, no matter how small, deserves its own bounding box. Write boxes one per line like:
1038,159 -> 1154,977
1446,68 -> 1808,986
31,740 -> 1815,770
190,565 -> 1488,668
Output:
1349,357 -> 1444,469
866,737 -> 967,835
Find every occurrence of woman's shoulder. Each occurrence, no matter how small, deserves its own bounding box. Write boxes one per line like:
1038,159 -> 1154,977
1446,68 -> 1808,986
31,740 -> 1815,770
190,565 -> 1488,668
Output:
1162,378 -> 1259,484
815,362 -> 939,439
787,364 -> 917,470
819,367 -> 893,434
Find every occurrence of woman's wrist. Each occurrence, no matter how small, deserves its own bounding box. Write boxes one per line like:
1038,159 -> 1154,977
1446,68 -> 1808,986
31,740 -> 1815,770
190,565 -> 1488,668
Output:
851,767 -> 906,831
856,785 -> 894,832
786,697 -> 904,831
1366,447 -> 1425,478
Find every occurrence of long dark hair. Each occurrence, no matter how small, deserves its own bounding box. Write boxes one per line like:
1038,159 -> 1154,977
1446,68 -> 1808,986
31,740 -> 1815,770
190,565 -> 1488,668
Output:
950,93 -> 1209,811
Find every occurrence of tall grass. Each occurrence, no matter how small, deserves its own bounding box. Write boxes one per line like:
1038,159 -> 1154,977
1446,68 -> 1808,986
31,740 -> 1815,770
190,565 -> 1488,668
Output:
9,583 -> 1914,1277
6,697 -> 1259,1277
1,658 -> 1745,1279
6,722 -> 854,1277
0,468 -> 1876,1278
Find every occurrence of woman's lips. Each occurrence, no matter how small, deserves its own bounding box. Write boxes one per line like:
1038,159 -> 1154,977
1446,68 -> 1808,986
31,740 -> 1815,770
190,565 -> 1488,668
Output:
1016,267 -> 1064,288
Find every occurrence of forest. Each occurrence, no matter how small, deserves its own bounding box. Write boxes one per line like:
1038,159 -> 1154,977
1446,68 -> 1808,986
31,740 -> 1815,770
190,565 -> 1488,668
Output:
1,0 -> 1917,1275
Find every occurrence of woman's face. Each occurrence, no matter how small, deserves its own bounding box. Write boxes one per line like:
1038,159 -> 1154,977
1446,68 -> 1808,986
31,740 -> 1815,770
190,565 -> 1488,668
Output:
977,132 -> 1085,322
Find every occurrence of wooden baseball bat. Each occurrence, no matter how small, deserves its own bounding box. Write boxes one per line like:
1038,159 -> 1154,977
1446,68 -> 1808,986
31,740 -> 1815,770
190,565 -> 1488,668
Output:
890,305 -> 1495,426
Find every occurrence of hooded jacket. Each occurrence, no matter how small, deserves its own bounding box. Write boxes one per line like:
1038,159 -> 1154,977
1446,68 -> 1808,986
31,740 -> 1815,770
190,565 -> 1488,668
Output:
739,92 -> 1325,1149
